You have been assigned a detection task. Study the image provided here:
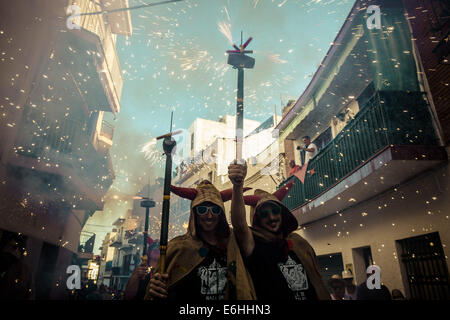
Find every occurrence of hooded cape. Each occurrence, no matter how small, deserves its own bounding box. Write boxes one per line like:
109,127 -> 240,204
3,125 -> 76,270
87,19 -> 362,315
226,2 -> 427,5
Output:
245,187 -> 330,300
144,181 -> 256,300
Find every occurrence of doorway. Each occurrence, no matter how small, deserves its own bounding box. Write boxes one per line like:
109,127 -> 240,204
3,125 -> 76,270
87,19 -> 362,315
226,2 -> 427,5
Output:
317,252 -> 344,286
397,232 -> 450,300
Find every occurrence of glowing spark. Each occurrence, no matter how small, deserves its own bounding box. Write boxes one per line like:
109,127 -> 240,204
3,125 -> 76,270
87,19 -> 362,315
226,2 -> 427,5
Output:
179,50 -> 209,71
218,21 -> 233,45
141,138 -> 165,167
141,138 -> 157,159
278,0 -> 288,7
261,52 -> 287,64
223,6 -> 231,22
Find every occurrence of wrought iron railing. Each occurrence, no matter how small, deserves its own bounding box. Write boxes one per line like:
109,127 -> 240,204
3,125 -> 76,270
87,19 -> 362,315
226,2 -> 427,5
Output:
279,91 -> 439,210
14,106 -> 114,191
14,108 -> 83,165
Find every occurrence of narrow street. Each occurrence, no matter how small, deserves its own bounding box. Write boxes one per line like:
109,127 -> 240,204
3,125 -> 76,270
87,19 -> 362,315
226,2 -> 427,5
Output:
0,0 -> 449,305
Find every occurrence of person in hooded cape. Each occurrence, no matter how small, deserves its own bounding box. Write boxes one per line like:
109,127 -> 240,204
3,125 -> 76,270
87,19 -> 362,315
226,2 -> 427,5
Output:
228,163 -> 330,300
144,180 -> 256,300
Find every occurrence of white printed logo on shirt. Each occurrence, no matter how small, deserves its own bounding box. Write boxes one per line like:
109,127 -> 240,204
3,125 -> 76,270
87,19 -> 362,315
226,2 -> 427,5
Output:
197,258 -> 227,300
278,255 -> 309,295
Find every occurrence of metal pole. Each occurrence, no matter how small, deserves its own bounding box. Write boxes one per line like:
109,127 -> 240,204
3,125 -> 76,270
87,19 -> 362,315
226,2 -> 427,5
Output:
137,197 -> 154,297
236,67 -> 244,162
159,136 -> 176,273
142,207 -> 149,257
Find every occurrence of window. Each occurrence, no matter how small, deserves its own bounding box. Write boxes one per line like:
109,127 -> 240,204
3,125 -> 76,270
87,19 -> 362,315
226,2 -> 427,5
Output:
397,232 -> 450,300
122,254 -> 132,275
317,252 -> 344,288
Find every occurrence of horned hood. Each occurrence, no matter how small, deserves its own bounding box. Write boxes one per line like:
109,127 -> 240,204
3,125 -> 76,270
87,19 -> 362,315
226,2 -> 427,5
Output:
171,181 -> 251,238
243,180 -> 298,237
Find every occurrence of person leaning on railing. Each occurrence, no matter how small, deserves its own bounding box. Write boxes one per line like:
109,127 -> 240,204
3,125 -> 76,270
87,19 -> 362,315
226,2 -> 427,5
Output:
296,135 -> 317,167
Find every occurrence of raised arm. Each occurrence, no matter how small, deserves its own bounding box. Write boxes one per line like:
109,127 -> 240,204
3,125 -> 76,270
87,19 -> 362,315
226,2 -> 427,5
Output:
228,162 -> 255,257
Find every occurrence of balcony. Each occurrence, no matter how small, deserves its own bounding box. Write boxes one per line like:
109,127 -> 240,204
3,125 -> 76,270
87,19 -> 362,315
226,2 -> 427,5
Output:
95,119 -> 115,153
280,91 -> 446,226
63,1 -> 125,114
126,233 -> 143,245
100,120 -> 114,141
111,266 -> 121,276
105,261 -> 113,272
101,0 -> 133,36
109,234 -> 122,248
174,139 -> 219,185
12,107 -> 114,209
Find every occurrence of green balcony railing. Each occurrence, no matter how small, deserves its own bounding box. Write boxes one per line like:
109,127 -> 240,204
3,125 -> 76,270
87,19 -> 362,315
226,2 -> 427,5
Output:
280,91 -> 439,211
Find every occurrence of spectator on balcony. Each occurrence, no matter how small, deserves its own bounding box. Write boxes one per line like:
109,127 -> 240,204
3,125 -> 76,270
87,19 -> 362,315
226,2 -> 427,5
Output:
296,136 -> 318,167
288,160 -> 300,177
144,181 -> 255,300
228,162 -> 330,300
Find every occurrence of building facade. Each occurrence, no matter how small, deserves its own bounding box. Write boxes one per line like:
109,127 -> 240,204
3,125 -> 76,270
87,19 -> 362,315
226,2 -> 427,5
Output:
97,231 -> 117,287
172,114 -> 282,224
108,214 -> 139,291
275,0 -> 449,299
0,0 -> 132,299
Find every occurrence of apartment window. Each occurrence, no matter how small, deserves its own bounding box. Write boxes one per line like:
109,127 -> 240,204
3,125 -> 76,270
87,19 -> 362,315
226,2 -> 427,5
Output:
397,232 -> 450,300
122,254 -> 132,275
191,133 -> 195,151
317,252 -> 344,287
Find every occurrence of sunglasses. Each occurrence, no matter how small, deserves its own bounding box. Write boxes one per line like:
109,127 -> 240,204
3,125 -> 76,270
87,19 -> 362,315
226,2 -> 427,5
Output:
258,204 -> 281,218
195,205 -> 222,215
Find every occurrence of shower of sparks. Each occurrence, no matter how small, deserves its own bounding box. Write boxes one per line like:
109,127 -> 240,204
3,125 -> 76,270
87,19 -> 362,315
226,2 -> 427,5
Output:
1,0 -> 362,256
223,6 -> 232,22
218,21 -> 234,45
269,53 -> 287,64
179,50 -> 211,71
141,138 -> 164,166
255,51 -> 288,64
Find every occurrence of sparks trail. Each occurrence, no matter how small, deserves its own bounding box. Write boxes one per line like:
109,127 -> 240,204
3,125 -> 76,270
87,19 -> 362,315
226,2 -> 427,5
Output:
141,140 -> 165,170
77,0 -> 184,17
218,21 -> 233,45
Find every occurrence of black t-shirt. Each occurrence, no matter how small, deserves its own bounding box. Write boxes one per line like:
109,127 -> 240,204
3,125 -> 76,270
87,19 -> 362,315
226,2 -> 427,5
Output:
245,234 -> 318,300
169,245 -> 228,300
